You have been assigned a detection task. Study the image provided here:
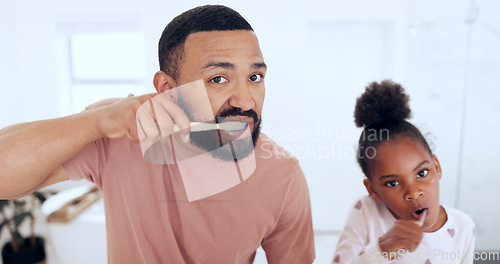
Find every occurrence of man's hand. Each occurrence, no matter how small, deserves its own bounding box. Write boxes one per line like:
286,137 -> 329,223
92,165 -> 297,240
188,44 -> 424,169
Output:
92,94 -> 156,141
136,91 -> 192,144
90,92 -> 192,143
379,219 -> 423,259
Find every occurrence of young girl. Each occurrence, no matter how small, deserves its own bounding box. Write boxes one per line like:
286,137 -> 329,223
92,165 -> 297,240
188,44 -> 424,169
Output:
333,80 -> 475,263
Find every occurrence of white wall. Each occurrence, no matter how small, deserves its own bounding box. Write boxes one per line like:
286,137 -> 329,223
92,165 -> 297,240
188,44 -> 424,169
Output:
0,0 -> 21,126
1,0 -> 498,261
403,0 -> 500,250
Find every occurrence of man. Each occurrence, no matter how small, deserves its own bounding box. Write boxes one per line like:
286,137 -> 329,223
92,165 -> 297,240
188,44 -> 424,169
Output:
0,5 -> 315,263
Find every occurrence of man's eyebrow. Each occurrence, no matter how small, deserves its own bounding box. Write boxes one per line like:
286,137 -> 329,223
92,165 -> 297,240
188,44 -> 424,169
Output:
201,62 -> 235,72
252,62 -> 267,70
413,160 -> 429,171
200,61 -> 267,73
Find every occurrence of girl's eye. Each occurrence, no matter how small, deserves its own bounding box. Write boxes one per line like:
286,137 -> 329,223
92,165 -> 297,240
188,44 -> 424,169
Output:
384,181 -> 399,187
249,74 -> 262,82
211,76 -> 228,84
417,169 -> 429,178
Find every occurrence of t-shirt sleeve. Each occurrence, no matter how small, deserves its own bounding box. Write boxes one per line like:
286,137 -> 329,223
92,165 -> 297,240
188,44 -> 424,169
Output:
62,138 -> 107,188
333,198 -> 392,264
261,161 -> 315,264
460,215 -> 476,264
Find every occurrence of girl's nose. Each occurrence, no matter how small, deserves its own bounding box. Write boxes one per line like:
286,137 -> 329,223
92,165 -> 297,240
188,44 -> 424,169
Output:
405,187 -> 424,201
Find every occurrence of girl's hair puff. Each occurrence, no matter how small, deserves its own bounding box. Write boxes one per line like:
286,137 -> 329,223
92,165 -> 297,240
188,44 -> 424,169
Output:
355,80 -> 432,180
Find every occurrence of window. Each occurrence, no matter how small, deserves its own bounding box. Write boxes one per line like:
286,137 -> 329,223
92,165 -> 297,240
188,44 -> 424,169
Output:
68,31 -> 147,112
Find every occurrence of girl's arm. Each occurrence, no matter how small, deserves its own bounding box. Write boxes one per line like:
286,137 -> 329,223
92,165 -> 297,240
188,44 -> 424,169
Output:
333,198 -> 392,264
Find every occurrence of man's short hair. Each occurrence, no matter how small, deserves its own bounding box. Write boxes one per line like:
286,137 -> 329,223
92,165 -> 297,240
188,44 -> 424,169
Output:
158,5 -> 254,80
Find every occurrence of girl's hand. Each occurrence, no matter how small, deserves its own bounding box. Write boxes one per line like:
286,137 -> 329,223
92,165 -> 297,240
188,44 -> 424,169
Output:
379,219 -> 423,259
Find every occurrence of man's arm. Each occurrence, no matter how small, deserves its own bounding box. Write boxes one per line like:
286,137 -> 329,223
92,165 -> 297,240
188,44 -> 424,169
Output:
5,165 -> 69,200
0,94 -> 154,199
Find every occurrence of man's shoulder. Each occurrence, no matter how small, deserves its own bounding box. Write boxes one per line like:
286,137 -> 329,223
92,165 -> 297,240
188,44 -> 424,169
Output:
255,134 -> 300,165
252,134 -> 308,185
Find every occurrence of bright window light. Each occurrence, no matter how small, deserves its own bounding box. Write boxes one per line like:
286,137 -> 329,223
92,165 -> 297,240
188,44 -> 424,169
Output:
70,32 -> 146,80
72,84 -> 147,112
67,31 -> 148,113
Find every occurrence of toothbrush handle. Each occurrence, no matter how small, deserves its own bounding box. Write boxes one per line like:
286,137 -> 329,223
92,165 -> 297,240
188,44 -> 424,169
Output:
173,122 -> 213,133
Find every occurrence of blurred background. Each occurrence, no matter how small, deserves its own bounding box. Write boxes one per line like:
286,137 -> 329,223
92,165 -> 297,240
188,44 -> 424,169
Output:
0,0 -> 498,263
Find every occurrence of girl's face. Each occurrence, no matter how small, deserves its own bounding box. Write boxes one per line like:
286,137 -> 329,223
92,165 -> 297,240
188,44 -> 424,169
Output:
363,136 -> 447,232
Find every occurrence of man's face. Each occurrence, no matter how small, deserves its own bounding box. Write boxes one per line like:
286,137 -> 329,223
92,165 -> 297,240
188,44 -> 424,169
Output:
175,30 -> 266,160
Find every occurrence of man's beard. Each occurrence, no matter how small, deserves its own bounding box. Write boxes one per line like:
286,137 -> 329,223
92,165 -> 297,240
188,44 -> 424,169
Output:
187,107 -> 261,162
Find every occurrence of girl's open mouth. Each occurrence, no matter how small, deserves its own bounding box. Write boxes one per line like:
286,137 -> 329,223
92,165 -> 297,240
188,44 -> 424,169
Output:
412,208 -> 427,220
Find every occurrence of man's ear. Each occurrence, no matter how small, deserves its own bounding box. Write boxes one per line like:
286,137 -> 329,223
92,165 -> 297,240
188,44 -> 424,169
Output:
363,179 -> 381,202
153,71 -> 177,93
433,154 -> 443,180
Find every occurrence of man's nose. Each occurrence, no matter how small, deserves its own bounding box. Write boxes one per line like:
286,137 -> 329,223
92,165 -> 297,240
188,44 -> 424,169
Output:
228,82 -> 255,111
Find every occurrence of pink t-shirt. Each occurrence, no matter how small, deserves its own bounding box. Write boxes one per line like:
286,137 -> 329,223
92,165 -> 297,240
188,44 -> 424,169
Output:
63,134 -> 315,263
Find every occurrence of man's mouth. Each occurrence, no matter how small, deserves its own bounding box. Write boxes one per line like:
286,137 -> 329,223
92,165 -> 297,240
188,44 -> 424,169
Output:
217,116 -> 252,141
412,208 -> 428,220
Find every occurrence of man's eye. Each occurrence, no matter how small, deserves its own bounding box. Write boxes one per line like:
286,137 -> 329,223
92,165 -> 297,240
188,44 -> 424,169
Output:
417,169 -> 429,178
249,74 -> 262,82
211,76 -> 228,84
384,181 -> 399,187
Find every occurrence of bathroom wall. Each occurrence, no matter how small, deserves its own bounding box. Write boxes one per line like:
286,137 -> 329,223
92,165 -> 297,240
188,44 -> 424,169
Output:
404,0 -> 500,250
0,0 -> 498,263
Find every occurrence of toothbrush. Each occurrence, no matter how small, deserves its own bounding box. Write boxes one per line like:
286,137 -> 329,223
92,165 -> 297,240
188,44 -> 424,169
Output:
147,99 -> 246,134
173,121 -> 247,132
418,209 -> 428,227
